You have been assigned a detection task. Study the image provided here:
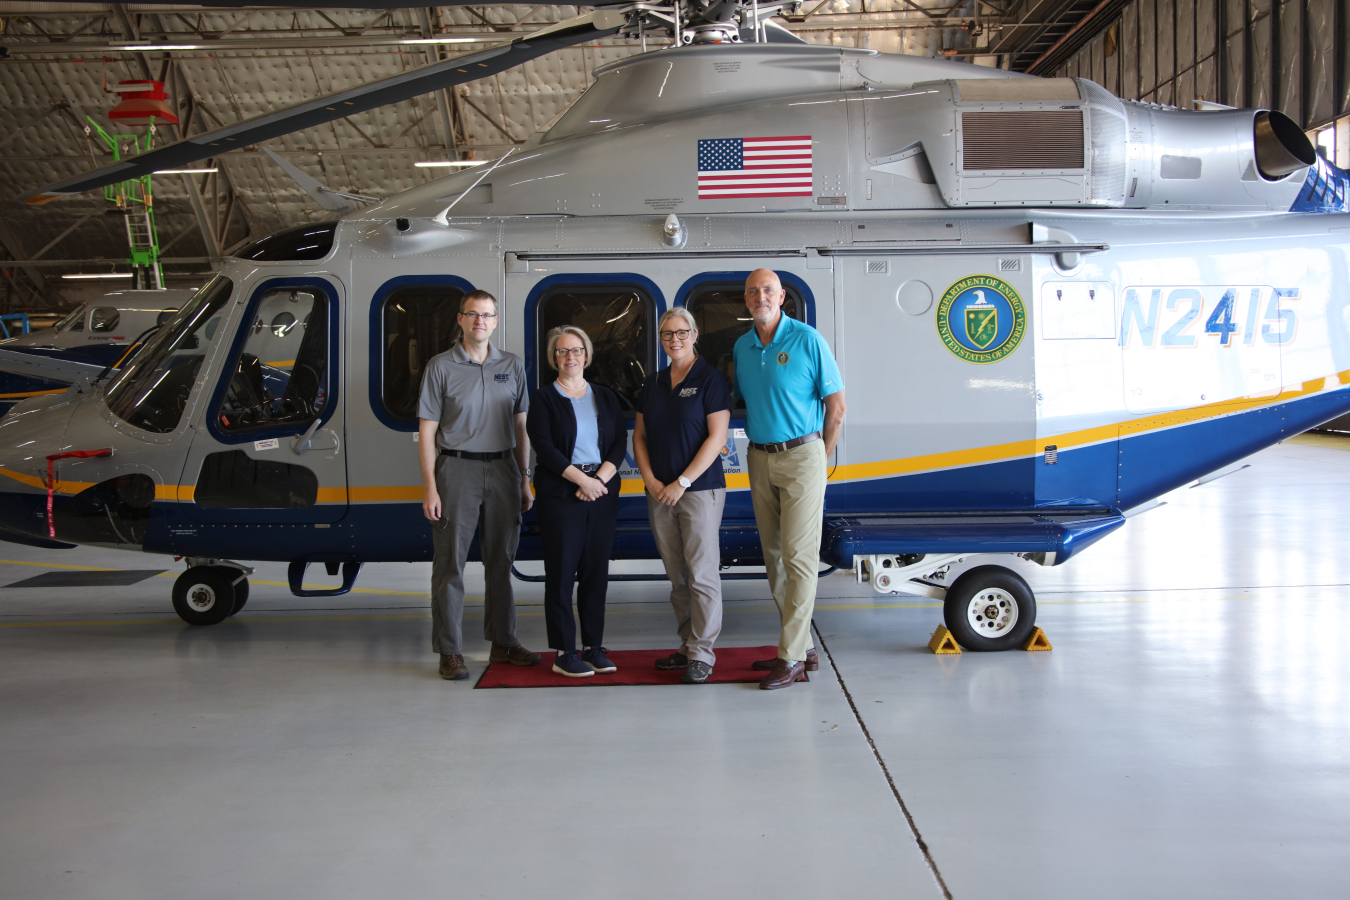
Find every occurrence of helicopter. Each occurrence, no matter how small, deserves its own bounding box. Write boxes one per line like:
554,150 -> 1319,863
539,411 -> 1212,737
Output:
3,0 -> 1349,651
0,290 -> 191,416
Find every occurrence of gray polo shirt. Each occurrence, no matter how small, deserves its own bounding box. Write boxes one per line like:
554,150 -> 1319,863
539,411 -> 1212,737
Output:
417,342 -> 528,452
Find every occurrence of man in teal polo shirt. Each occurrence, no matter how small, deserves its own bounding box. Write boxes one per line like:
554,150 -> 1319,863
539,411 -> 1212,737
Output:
733,268 -> 847,690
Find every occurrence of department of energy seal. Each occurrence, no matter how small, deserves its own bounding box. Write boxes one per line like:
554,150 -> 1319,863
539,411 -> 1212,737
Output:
935,275 -> 1026,364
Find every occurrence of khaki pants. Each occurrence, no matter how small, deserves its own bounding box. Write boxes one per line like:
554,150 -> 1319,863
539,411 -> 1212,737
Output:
648,488 -> 725,665
748,440 -> 826,661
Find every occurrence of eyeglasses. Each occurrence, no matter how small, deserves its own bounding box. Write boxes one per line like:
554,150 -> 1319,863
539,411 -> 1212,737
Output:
459,311 -> 497,321
659,329 -> 693,342
554,347 -> 586,358
745,287 -> 778,298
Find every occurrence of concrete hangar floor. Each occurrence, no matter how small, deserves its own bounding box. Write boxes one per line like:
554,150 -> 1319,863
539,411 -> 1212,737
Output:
1,435 -> 1346,900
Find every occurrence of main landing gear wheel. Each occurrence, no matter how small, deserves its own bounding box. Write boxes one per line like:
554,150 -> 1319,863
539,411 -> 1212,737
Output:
172,566 -> 240,626
942,565 -> 1037,652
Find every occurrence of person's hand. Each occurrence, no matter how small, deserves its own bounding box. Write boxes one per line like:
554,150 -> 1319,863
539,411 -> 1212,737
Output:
423,488 -> 441,522
575,476 -> 608,502
642,475 -> 664,497
656,482 -> 685,507
520,475 -> 534,513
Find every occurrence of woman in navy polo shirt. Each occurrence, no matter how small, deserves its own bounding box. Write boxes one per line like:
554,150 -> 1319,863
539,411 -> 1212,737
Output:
633,307 -> 733,684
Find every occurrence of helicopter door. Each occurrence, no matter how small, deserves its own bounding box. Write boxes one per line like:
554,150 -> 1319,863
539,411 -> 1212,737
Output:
837,252 -> 1038,510
182,278 -> 348,525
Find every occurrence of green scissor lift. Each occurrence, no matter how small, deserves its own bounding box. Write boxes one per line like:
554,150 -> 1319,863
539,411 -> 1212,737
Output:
87,118 -> 164,290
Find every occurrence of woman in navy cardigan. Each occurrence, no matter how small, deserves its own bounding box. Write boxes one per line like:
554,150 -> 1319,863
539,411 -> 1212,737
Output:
526,325 -> 628,678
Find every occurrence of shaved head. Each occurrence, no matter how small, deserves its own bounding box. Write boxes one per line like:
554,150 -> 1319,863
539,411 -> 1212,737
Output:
745,268 -> 787,330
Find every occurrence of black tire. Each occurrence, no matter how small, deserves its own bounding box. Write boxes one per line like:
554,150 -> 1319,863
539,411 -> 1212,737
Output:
172,566 -> 237,626
229,576 -> 249,616
942,565 -> 1037,652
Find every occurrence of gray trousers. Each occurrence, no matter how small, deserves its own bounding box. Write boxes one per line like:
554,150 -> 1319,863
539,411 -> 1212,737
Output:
647,488 -> 725,665
431,453 -> 522,656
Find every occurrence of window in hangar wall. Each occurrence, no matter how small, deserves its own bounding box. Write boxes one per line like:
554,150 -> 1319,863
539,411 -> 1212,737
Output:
683,282 -> 801,405
536,284 -> 655,412
381,284 -> 468,421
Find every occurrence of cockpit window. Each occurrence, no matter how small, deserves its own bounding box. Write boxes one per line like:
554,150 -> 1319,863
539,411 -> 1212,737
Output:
216,287 -> 330,434
536,284 -> 654,412
53,305 -> 86,333
105,276 -> 233,434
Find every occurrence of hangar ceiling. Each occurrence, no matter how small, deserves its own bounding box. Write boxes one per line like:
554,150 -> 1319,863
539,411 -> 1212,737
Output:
0,0 -> 1278,308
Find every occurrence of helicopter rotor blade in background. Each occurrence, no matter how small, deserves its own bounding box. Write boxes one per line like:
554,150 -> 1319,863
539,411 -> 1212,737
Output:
18,9 -> 625,205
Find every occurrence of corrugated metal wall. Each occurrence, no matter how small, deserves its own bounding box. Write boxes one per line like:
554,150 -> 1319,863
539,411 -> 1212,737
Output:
1053,0 -> 1349,130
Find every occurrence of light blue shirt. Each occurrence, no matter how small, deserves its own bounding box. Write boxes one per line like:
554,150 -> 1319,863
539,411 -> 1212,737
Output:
556,382 -> 602,465
733,313 -> 843,445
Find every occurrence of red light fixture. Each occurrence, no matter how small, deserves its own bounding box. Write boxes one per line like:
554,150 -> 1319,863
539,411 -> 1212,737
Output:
108,80 -> 179,127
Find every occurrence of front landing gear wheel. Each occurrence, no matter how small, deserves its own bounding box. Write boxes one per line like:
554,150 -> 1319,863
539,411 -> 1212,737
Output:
229,577 -> 249,616
943,565 -> 1037,651
172,566 -> 237,626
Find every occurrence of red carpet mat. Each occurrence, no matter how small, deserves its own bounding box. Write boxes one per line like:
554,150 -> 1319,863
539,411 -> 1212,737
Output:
475,645 -> 808,688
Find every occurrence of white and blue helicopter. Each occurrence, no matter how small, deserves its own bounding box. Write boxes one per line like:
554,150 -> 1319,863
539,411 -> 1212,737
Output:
0,290 -> 191,416
3,0 -> 1349,650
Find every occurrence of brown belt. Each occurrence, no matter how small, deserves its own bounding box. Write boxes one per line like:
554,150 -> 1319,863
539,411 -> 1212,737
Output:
749,432 -> 822,454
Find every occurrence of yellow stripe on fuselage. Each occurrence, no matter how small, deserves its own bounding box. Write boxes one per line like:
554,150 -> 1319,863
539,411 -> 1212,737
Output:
1,368 -> 1345,502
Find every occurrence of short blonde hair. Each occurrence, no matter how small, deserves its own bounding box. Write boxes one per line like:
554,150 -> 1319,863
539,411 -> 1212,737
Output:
658,307 -> 698,336
545,325 -> 593,370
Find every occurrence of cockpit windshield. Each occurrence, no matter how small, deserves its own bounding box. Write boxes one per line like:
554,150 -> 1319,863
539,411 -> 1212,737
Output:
104,276 -> 233,434
53,304 -> 86,333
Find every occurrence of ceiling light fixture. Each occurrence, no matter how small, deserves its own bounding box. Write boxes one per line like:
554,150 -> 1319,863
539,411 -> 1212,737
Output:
111,44 -> 204,51
155,168 -> 218,174
62,273 -> 133,280
414,160 -> 489,167
400,38 -> 481,45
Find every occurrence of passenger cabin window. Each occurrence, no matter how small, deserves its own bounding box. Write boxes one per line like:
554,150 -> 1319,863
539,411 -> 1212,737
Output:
684,282 -> 801,403
536,284 -> 654,412
381,284 -> 467,421
105,276 -> 234,434
90,308 -> 120,332
217,287 -> 329,433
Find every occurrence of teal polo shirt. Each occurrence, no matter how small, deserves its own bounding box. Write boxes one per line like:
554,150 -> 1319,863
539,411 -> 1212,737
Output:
732,313 -> 843,445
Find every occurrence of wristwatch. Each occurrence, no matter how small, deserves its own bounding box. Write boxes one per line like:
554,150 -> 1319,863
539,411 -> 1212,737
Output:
678,476 -> 692,489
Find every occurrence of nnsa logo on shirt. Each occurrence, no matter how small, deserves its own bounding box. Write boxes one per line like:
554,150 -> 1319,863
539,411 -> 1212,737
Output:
494,374 -> 510,383
678,386 -> 699,398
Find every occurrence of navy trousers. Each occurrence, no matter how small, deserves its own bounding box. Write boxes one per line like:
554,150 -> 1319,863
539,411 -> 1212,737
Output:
536,488 -> 619,652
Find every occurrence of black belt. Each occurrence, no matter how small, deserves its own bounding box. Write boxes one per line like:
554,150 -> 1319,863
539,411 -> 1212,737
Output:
440,449 -> 510,461
575,463 -> 601,474
749,432 -> 822,454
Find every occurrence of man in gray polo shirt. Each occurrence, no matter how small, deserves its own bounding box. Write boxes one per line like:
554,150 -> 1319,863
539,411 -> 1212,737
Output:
419,289 -> 542,680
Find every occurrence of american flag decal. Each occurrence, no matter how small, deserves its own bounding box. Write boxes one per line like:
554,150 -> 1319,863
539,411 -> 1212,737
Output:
697,136 -> 813,199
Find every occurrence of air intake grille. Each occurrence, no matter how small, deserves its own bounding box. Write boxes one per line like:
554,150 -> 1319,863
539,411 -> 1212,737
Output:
962,111 -> 1085,171
1089,111 -> 1128,202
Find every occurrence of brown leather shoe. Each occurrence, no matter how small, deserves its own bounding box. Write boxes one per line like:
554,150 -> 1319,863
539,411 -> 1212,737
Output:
759,658 -> 807,690
489,643 -> 542,666
752,648 -> 818,672
439,654 -> 470,681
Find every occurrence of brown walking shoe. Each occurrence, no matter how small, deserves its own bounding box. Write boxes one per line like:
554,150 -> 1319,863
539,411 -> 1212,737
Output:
439,654 -> 471,681
759,658 -> 807,690
752,648 -> 818,672
489,643 -> 542,666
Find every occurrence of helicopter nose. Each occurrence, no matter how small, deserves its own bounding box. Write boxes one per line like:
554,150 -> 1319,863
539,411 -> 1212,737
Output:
0,394 -> 83,539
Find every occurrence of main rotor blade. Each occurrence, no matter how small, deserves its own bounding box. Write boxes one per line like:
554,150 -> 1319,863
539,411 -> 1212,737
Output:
19,10 -> 624,205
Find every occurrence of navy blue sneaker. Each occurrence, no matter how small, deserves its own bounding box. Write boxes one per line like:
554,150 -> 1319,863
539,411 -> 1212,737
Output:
552,651 -> 594,678
581,647 -> 617,673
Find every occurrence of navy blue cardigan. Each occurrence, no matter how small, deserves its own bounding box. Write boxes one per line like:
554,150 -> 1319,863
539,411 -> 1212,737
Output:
527,381 -> 628,500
